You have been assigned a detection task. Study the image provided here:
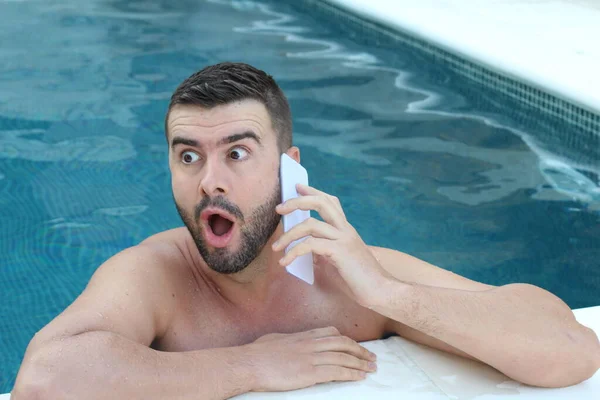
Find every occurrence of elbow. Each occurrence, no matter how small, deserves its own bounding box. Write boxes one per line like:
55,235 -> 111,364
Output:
523,325 -> 600,388
11,379 -> 49,400
12,344 -> 64,400
572,325 -> 600,385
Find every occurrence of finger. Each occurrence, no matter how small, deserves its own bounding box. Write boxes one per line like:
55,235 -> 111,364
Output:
296,183 -> 336,199
253,332 -> 285,343
313,336 -> 377,362
299,326 -> 341,339
313,365 -> 367,384
296,184 -> 346,219
279,237 -> 333,267
272,218 -> 339,252
313,351 -> 377,373
277,195 -> 346,229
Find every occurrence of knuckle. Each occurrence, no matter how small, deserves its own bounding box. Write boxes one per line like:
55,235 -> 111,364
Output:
288,244 -> 300,255
296,244 -> 309,256
342,368 -> 357,381
331,366 -> 348,381
299,363 -> 319,381
331,352 -> 347,364
308,364 -> 319,376
256,332 -> 277,342
361,359 -> 371,370
315,326 -> 333,335
316,326 -> 339,337
327,326 -> 340,335
318,366 -> 336,382
351,369 -> 365,380
326,335 -> 342,346
342,335 -> 356,345
321,336 -> 337,346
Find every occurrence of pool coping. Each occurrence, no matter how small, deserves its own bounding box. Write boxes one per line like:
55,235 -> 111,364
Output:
286,0 -> 600,153
3,306 -> 598,399
315,0 -> 600,116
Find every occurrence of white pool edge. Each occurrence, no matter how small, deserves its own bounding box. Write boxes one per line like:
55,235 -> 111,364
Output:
2,307 -> 598,399
321,0 -> 600,116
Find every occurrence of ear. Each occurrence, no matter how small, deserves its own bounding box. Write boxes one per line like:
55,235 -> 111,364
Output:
285,146 -> 301,163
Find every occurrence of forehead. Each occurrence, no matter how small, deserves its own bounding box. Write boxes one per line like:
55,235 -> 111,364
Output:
167,100 -> 274,140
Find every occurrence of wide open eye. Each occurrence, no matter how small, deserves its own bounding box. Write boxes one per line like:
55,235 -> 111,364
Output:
229,146 -> 249,161
181,151 -> 200,164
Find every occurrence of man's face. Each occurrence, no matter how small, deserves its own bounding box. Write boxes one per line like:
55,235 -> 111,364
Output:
167,100 -> 283,274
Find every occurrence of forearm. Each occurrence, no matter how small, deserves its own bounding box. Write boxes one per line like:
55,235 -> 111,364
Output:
13,330 -> 254,400
371,280 -> 600,387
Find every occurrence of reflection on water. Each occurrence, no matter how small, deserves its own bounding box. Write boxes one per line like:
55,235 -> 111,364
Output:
0,129 -> 136,162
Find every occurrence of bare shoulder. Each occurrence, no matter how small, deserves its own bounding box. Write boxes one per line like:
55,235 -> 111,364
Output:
31,228 -> 194,349
96,227 -> 193,292
368,245 -> 494,291
136,227 -> 200,289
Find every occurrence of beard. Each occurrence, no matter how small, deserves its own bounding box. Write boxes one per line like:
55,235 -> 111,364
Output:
175,181 -> 282,274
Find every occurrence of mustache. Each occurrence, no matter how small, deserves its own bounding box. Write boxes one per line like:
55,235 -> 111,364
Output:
194,196 -> 245,222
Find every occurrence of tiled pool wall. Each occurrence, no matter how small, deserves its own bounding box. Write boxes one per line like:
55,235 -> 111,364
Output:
280,0 -> 600,176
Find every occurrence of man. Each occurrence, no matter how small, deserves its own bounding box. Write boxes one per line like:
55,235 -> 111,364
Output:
12,62 -> 599,399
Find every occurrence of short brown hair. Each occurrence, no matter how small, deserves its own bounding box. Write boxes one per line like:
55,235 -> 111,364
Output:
165,62 -> 292,151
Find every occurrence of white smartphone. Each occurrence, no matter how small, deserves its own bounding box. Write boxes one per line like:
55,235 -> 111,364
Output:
280,153 -> 314,285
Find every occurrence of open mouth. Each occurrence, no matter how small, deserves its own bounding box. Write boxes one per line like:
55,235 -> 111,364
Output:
208,213 -> 234,236
199,208 -> 238,247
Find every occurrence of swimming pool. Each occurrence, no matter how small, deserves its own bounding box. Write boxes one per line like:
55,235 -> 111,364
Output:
1,0 -> 598,392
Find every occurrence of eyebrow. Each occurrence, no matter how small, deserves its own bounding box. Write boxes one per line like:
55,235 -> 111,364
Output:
218,131 -> 262,146
170,131 -> 262,149
170,137 -> 198,149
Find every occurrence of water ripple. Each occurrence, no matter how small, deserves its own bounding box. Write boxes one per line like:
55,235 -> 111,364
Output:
0,130 -> 136,162
209,0 -> 599,205
94,205 -> 149,217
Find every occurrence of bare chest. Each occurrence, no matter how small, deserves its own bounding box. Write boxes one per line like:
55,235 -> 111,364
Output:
157,287 -> 388,352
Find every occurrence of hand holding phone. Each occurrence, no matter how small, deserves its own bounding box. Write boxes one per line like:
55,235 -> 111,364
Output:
279,153 -> 314,284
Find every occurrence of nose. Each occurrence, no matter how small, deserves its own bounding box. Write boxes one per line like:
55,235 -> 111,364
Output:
199,158 -> 228,197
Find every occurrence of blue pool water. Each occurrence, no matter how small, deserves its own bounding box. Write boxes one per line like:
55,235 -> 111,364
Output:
1,0 -> 599,392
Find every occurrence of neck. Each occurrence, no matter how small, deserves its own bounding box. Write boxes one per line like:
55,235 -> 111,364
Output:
206,223 -> 290,305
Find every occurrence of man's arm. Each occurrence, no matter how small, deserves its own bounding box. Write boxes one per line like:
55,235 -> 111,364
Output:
11,244 -> 253,399
14,330 -> 254,400
274,184 -> 599,388
370,246 -> 600,388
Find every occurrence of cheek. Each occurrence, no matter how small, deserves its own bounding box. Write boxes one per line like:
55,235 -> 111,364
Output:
240,177 -> 272,210
251,175 -> 275,197
171,174 -> 196,204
